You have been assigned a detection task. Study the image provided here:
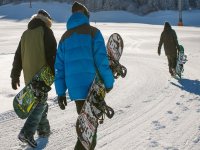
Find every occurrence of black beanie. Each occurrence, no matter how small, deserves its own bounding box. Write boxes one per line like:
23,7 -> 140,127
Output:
72,1 -> 90,18
38,9 -> 52,20
164,21 -> 171,30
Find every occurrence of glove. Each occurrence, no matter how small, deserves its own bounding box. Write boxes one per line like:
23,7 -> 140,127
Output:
158,50 -> 161,56
106,87 -> 112,93
12,78 -> 20,90
58,96 -> 67,110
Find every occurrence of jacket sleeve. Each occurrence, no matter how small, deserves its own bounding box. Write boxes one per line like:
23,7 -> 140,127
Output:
10,41 -> 22,80
44,27 -> 57,75
158,32 -> 164,54
54,42 -> 67,96
93,30 -> 114,89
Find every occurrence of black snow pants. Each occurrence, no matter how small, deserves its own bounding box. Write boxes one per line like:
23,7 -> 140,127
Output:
167,55 -> 177,75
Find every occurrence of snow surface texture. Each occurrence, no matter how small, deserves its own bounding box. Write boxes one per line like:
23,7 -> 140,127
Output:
0,2 -> 200,150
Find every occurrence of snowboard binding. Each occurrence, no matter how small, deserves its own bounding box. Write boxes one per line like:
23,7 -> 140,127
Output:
31,80 -> 51,99
109,57 -> 127,79
90,83 -> 115,124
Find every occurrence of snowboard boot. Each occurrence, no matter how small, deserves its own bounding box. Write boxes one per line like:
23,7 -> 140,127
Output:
18,132 -> 37,148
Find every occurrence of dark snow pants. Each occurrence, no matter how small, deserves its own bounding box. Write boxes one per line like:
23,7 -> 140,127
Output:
167,55 -> 177,75
20,93 -> 50,138
74,100 -> 97,150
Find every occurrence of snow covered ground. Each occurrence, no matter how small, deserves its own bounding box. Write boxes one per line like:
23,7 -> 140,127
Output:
0,2 -> 200,150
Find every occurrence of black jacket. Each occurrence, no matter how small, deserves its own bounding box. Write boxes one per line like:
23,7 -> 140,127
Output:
158,28 -> 179,56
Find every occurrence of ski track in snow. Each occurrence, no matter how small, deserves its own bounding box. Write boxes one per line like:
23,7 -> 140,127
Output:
0,21 -> 200,150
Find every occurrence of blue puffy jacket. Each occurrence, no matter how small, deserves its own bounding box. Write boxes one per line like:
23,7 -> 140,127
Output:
54,12 -> 114,100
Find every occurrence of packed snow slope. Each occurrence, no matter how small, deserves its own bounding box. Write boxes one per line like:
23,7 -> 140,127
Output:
0,21 -> 200,150
0,2 -> 200,150
0,2 -> 200,26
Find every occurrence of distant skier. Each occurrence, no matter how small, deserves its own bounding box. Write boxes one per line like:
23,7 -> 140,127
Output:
54,1 -> 114,150
158,22 -> 180,76
10,10 -> 57,148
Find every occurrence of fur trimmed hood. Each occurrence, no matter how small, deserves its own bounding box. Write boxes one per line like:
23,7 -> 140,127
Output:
30,14 -> 52,28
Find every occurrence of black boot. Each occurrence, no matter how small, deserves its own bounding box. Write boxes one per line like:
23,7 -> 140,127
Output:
18,132 -> 37,148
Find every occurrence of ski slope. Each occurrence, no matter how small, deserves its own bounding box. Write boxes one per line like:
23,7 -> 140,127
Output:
0,20 -> 200,150
0,2 -> 200,150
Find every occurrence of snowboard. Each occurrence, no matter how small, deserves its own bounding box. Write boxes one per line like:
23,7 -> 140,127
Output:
76,33 -> 127,150
175,45 -> 187,78
13,65 -> 54,119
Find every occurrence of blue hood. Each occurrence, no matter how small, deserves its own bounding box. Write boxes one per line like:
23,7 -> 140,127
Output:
67,12 -> 89,30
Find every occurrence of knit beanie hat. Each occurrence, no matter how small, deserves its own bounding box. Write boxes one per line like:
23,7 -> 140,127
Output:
72,1 -> 90,18
164,21 -> 171,30
38,9 -> 52,20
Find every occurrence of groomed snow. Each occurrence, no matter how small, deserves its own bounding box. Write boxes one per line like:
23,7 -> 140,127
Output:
0,2 -> 200,150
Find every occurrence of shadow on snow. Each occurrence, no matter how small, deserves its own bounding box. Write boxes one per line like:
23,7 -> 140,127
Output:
24,138 -> 49,150
171,79 -> 200,96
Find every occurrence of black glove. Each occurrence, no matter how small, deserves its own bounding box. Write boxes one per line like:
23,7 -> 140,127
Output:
58,96 -> 67,110
12,78 -> 20,90
106,87 -> 112,93
158,50 -> 161,56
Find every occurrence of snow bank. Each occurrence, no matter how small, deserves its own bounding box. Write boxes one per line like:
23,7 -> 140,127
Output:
0,2 -> 200,26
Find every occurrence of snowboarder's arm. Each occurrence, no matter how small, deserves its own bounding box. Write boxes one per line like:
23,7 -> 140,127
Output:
158,32 -> 163,55
43,27 -> 57,75
93,30 -> 114,89
10,41 -> 22,80
54,42 -> 67,96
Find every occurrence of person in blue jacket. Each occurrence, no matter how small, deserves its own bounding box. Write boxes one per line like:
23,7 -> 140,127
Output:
54,1 -> 114,150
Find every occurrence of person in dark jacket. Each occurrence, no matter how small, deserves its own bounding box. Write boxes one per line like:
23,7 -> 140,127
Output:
10,10 -> 57,148
158,22 -> 180,76
54,2 -> 114,150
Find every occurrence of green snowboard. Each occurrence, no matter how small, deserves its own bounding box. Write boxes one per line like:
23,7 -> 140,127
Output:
13,65 -> 54,119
